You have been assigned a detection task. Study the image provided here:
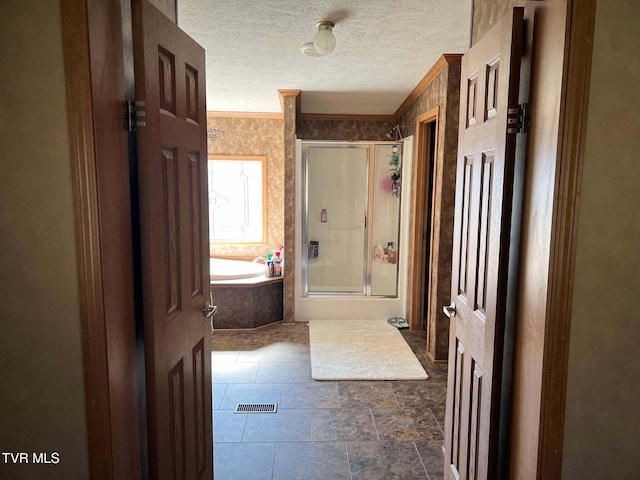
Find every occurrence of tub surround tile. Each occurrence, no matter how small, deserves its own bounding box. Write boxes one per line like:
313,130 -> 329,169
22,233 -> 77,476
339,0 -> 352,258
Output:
272,442 -> 350,480
346,441 -> 429,480
212,279 -> 283,329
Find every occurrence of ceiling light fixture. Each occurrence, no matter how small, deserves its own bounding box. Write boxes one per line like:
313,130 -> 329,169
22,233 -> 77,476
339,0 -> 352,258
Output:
313,21 -> 335,55
301,21 -> 336,57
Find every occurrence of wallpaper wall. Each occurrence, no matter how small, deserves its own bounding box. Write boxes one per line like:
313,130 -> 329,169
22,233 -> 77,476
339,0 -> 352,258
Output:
297,118 -> 398,141
206,115 -> 284,257
397,59 -> 461,360
282,93 -> 298,323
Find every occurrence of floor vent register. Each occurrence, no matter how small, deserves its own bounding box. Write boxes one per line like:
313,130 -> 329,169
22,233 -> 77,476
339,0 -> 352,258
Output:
234,403 -> 278,414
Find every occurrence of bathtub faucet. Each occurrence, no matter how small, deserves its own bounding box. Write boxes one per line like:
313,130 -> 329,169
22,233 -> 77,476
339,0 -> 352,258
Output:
252,256 -> 267,264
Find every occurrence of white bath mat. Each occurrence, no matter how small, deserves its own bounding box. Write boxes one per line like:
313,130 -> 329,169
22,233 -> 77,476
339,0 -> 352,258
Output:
308,319 -> 429,381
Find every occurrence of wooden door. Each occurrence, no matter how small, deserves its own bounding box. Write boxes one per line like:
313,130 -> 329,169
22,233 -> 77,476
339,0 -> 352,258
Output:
133,1 -> 212,479
444,8 -> 524,480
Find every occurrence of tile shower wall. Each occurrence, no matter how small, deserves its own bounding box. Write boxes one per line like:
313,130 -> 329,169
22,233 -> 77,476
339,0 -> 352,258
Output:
207,115 -> 284,257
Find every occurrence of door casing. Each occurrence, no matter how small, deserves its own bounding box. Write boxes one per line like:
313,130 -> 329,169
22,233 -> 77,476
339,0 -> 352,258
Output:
61,0 -> 141,477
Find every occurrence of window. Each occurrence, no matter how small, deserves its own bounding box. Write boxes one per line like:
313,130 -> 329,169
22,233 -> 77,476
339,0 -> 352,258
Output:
208,155 -> 267,244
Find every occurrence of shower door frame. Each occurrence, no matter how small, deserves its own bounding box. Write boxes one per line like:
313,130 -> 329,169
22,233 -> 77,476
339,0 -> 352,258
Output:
301,140 -> 401,298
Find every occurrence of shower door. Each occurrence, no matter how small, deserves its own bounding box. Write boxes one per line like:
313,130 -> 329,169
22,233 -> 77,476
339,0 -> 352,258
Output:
304,144 -> 369,294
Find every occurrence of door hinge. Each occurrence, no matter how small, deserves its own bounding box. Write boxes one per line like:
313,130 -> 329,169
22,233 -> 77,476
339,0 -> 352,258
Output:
507,103 -> 531,134
123,100 -> 146,131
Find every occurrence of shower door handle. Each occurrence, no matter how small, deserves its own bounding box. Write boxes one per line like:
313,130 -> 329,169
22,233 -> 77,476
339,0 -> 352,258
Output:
442,302 -> 456,319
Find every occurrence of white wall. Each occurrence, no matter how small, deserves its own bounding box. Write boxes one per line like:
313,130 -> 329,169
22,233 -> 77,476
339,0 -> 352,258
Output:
0,1 -> 89,478
562,1 -> 640,477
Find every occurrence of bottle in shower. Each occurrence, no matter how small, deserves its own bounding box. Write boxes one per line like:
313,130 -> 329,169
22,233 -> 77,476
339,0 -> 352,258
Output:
387,242 -> 397,264
374,241 -> 384,261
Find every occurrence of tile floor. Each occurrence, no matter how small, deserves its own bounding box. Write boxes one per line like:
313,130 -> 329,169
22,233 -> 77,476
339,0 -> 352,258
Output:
212,322 -> 448,480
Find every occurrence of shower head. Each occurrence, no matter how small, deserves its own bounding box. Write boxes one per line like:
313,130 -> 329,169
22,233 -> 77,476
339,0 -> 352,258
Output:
386,124 -> 403,141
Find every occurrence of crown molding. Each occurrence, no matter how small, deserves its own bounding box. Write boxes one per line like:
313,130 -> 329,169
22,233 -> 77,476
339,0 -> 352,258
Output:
393,53 -> 463,119
277,89 -> 302,113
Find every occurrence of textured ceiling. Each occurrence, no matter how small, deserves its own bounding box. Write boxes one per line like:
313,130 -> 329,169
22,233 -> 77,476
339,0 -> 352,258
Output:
177,0 -> 471,114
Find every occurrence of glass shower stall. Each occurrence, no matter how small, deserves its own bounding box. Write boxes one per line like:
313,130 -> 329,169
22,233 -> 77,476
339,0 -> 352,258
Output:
302,142 -> 403,297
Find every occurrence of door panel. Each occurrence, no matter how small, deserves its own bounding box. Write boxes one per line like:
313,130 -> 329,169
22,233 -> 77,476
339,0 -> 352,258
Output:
444,8 -> 523,480
133,1 -> 212,479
